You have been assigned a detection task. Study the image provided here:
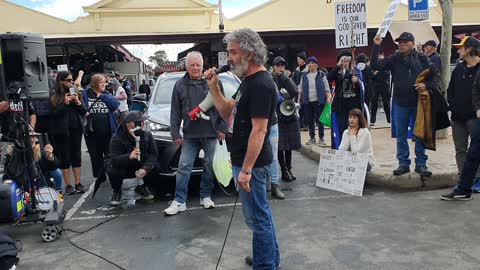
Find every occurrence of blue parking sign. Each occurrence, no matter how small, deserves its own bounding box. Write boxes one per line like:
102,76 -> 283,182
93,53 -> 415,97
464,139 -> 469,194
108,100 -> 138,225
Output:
409,0 -> 429,21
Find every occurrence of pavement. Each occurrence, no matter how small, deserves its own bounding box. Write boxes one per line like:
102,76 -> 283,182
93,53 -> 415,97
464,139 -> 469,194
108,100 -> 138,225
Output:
298,111 -> 459,190
2,150 -> 480,270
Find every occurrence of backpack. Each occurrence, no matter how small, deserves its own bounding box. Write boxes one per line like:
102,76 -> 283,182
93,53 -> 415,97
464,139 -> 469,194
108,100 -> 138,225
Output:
0,233 -> 18,270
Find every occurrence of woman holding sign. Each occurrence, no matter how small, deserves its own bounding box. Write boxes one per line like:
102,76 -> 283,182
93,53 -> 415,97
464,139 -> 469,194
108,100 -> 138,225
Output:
338,108 -> 375,171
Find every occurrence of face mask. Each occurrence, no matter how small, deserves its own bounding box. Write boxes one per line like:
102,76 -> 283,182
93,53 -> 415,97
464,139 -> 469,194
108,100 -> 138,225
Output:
357,63 -> 366,71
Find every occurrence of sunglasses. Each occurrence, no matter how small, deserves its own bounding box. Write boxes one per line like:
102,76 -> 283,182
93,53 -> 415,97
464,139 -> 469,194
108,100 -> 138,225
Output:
64,79 -> 74,82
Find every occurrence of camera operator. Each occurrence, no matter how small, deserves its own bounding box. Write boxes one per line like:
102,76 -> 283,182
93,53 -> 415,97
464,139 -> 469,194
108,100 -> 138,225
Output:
105,111 -> 156,206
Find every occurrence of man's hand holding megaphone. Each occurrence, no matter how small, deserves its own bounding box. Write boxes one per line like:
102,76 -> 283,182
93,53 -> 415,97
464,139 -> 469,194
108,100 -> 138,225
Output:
189,65 -> 230,121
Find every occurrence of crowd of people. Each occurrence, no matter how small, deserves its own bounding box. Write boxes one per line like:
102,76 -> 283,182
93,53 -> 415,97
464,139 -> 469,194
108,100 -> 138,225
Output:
1,26 -> 480,269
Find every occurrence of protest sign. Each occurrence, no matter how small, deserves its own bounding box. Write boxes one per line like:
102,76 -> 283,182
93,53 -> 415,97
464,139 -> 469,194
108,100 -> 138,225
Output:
335,0 -> 368,49
315,148 -> 369,196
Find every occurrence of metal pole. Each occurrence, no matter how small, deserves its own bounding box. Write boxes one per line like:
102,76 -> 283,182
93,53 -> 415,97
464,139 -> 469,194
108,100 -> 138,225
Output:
219,0 -> 224,32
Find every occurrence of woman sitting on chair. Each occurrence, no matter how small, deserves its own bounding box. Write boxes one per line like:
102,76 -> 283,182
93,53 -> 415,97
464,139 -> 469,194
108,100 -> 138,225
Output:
338,108 -> 375,171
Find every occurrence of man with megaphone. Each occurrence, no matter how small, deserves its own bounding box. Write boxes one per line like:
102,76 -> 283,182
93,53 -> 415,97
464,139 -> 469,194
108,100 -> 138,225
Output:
271,56 -> 301,185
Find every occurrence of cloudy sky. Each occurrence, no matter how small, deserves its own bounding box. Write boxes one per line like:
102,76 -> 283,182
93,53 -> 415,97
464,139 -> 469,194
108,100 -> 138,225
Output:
7,0 -> 269,63
7,0 -> 269,22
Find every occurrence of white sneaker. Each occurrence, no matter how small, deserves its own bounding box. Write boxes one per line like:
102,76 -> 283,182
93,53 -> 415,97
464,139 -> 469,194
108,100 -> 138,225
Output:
163,201 -> 186,216
200,197 -> 215,209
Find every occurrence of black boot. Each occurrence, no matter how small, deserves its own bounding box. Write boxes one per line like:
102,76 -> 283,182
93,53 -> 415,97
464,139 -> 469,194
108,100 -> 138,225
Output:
271,184 -> 285,200
281,169 -> 293,182
287,168 -> 296,181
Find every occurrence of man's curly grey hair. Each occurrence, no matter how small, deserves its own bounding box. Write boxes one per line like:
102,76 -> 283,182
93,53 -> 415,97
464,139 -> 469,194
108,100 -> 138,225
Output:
224,28 -> 268,65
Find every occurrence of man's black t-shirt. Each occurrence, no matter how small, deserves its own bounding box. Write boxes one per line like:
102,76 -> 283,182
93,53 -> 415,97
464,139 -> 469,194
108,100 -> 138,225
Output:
226,70 -> 277,168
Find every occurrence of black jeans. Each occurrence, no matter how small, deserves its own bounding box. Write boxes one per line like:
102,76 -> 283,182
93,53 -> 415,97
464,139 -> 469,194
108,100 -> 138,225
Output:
85,131 -> 111,180
370,85 -> 391,124
278,150 -> 292,171
106,163 -> 158,192
304,102 -> 325,140
457,119 -> 480,193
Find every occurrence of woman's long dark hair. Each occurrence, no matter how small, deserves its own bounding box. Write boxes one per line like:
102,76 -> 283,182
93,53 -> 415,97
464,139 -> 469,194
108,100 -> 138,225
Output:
51,71 -> 71,108
349,108 -> 367,129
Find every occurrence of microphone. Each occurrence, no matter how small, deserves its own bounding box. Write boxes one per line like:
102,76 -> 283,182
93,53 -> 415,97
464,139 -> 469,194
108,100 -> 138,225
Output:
190,65 -> 230,121
202,65 -> 230,79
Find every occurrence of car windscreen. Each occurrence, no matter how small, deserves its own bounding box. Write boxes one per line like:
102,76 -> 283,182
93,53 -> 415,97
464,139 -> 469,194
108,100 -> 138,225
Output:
152,74 -> 239,105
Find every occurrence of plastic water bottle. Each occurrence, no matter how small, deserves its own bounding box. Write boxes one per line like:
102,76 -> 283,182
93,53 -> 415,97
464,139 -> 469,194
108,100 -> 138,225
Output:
122,178 -> 137,209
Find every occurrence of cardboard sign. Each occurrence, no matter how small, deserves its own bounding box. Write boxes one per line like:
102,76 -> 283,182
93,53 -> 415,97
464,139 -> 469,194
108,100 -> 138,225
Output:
57,64 -> 68,71
315,148 -> 369,196
376,0 -> 402,38
335,0 -> 368,49
218,51 -> 228,67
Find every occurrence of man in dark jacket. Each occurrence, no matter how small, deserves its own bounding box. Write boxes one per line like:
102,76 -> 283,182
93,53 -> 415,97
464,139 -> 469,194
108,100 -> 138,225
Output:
371,32 -> 434,177
423,40 -> 442,71
139,79 -> 151,100
370,51 -> 391,125
441,37 -> 480,201
293,52 -> 308,130
105,111 -> 156,205
164,51 -> 227,216
446,36 -> 480,191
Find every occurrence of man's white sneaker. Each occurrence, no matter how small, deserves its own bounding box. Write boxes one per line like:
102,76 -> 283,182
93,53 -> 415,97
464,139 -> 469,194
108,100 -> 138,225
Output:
200,197 -> 215,209
163,201 -> 186,216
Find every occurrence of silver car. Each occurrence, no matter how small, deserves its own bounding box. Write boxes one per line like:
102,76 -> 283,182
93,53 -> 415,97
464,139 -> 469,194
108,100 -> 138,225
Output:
146,72 -> 240,176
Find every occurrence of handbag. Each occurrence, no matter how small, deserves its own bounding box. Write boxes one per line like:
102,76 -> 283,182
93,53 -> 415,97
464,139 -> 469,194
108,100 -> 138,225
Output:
319,102 -> 332,128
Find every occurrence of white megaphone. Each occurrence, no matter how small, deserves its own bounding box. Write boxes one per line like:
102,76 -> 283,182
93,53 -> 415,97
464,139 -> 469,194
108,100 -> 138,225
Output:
279,99 -> 296,116
188,91 -> 215,121
189,65 -> 231,121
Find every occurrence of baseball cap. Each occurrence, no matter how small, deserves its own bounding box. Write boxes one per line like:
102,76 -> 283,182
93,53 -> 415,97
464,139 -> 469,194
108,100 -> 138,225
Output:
423,40 -> 437,48
272,56 -> 286,66
394,32 -> 415,43
123,111 -> 148,123
454,36 -> 480,49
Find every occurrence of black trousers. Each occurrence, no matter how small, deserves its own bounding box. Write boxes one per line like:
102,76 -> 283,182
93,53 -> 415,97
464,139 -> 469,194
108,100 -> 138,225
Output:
50,128 -> 83,169
370,85 -> 391,124
106,164 -> 158,192
278,150 -> 292,171
85,131 -> 111,180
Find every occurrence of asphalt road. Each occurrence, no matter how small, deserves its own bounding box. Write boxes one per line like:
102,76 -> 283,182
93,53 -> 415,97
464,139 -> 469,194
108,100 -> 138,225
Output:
1,147 -> 479,270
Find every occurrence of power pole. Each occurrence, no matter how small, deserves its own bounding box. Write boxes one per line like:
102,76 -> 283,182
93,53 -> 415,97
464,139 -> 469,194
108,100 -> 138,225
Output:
437,0 -> 454,139
439,0 -> 453,92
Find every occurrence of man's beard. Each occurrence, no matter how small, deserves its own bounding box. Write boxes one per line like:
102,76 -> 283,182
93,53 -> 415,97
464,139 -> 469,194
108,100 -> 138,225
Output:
230,56 -> 249,79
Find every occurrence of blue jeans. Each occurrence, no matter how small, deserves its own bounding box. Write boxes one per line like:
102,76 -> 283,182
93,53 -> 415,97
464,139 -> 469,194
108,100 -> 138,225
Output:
457,119 -> 480,193
268,124 -> 280,185
174,138 -> 216,204
49,169 -> 63,192
394,104 -> 428,167
233,166 -> 280,270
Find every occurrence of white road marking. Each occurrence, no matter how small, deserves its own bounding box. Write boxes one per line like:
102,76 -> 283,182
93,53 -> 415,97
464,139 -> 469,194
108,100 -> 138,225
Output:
68,194 -> 354,221
65,181 -> 95,221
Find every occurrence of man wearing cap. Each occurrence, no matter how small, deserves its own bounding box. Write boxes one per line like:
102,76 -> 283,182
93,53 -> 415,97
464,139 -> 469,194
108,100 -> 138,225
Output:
299,56 -> 332,146
423,40 -> 442,71
441,36 -> 480,200
371,32 -> 434,177
293,52 -> 309,131
105,111 -> 156,205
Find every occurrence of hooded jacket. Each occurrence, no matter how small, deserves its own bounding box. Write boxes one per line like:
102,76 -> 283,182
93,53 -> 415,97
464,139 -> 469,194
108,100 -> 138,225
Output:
470,65 -> 480,115
447,61 -> 480,122
170,73 -> 227,141
108,125 -> 158,173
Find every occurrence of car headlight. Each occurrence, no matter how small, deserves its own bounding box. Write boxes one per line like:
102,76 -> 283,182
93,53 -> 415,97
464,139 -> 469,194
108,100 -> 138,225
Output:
147,120 -> 170,131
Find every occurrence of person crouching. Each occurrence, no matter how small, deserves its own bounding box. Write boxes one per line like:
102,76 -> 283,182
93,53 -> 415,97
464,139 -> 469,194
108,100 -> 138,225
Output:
105,111 -> 157,206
